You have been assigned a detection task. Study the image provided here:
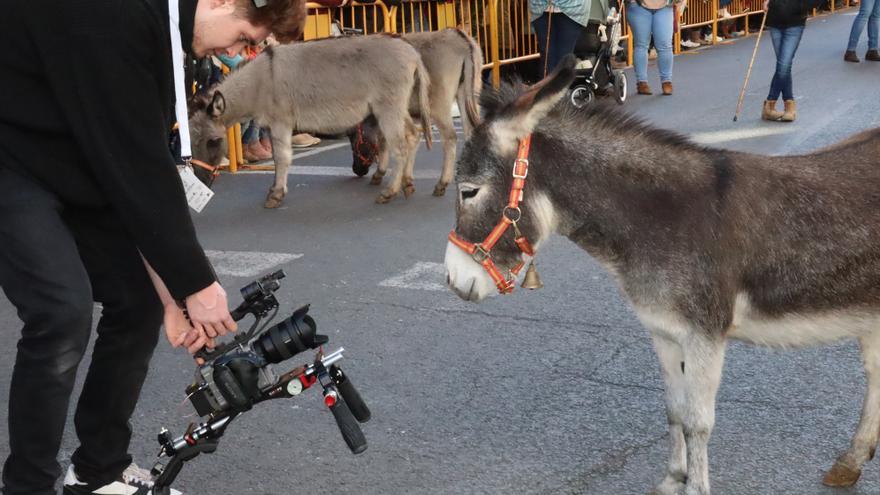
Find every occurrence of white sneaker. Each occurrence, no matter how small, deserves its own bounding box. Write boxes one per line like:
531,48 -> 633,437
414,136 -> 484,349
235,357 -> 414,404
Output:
704,34 -> 725,42
681,39 -> 701,48
63,464 -> 182,495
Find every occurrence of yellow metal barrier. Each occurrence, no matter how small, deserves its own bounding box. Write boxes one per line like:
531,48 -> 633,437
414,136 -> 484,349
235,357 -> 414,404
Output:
215,0 -> 851,172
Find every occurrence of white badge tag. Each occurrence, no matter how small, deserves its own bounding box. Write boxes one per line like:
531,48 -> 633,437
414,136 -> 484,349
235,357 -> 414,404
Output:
178,165 -> 215,213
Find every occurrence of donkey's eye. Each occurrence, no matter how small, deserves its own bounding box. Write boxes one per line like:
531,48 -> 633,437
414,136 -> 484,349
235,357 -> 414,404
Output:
461,188 -> 480,200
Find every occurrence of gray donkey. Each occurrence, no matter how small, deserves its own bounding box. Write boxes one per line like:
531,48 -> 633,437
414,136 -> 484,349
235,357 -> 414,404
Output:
445,57 -> 880,495
350,28 -> 483,197
191,34 -> 432,207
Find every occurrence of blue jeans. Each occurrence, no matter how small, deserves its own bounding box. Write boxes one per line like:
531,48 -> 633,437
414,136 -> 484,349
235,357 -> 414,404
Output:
627,2 -> 674,83
532,12 -> 585,74
847,0 -> 880,50
767,25 -> 804,101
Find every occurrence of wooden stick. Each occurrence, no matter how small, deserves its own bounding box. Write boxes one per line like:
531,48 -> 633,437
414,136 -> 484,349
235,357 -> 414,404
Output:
733,7 -> 768,122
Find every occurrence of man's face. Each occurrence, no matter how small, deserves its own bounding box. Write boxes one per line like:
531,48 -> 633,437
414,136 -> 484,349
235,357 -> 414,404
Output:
192,0 -> 271,58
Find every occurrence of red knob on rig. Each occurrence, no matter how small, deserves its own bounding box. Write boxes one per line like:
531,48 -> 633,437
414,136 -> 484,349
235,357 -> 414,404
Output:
323,390 -> 338,408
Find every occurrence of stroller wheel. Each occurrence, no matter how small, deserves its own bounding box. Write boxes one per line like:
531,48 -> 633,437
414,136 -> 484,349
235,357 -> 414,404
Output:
570,85 -> 594,108
613,70 -> 627,105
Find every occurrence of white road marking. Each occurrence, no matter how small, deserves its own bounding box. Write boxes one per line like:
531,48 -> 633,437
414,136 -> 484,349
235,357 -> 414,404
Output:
379,262 -> 446,291
289,142 -> 352,158
690,126 -> 794,144
205,250 -> 303,277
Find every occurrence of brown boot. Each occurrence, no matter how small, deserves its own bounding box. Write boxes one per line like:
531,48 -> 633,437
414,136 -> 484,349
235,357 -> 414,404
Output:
866,49 -> 880,61
762,100 -> 783,121
844,50 -> 860,63
661,81 -> 673,95
249,142 -> 273,161
637,81 -> 652,95
781,100 -> 797,122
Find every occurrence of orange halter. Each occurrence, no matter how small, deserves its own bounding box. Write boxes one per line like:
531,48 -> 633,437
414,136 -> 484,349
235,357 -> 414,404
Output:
448,135 -> 536,294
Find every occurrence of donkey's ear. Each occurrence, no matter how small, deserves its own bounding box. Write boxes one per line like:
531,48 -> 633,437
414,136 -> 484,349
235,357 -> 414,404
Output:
208,91 -> 226,119
489,55 -> 576,155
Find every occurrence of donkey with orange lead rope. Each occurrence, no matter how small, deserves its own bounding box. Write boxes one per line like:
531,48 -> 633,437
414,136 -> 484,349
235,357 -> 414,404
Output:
445,55 -> 880,494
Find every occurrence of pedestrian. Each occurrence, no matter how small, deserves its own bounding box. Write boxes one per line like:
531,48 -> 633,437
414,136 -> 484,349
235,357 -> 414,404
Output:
529,0 -> 590,74
0,0 -> 303,494
626,0 -> 685,95
761,0 -> 819,121
843,0 -> 880,62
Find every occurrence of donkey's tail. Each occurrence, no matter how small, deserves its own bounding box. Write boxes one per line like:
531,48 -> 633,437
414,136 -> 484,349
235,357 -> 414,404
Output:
414,57 -> 433,150
456,28 -> 483,137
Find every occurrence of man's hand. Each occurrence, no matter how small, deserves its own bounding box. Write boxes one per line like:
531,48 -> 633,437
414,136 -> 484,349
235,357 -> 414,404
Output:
163,304 -> 215,354
763,0 -> 769,10
185,282 -> 238,338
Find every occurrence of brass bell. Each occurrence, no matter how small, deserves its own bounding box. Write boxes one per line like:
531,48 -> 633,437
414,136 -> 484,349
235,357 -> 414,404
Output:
520,260 -> 544,290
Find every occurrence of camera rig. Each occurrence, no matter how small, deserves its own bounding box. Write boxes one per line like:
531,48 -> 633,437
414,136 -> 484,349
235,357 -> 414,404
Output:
149,270 -> 370,494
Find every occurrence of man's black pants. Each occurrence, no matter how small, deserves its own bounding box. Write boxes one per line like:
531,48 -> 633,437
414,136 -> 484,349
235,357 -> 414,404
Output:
0,167 -> 163,494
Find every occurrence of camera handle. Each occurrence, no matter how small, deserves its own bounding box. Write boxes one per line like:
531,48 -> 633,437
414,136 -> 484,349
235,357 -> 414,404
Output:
151,413 -> 235,494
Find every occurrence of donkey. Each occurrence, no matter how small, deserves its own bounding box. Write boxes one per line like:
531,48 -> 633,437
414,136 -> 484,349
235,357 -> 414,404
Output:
444,56 -> 880,495
189,34 -> 432,207
348,28 -> 483,197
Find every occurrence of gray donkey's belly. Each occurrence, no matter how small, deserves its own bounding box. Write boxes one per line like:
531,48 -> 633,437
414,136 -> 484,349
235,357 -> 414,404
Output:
727,293 -> 879,348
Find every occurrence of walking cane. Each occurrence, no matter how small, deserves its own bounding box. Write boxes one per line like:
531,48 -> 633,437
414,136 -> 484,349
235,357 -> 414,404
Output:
733,4 -> 769,122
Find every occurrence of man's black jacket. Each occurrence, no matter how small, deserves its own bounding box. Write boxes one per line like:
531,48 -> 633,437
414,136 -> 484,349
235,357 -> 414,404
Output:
0,0 -> 215,300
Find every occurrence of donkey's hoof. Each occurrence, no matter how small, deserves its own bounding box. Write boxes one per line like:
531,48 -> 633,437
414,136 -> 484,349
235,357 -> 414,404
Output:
433,184 -> 447,196
376,191 -> 398,204
823,461 -> 861,487
404,184 -> 416,199
263,191 -> 284,209
369,175 -> 383,186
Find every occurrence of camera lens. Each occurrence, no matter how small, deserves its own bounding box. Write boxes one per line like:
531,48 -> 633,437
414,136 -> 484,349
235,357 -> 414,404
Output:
253,305 -> 327,363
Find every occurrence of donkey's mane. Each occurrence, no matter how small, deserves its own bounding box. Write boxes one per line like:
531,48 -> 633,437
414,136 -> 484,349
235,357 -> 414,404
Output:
480,79 -> 708,154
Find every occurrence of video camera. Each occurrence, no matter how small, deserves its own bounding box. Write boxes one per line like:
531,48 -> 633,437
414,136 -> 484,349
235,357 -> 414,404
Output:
150,270 -> 370,494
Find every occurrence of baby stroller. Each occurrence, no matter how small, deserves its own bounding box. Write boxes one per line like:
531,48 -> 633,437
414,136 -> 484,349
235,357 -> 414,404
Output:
569,13 -> 627,107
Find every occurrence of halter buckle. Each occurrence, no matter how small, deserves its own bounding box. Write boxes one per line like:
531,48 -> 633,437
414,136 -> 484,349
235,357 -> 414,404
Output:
471,245 -> 491,264
513,159 -> 529,179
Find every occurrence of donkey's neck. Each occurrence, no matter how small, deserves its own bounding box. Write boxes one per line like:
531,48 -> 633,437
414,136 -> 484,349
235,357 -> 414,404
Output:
529,125 -> 730,268
216,68 -> 264,126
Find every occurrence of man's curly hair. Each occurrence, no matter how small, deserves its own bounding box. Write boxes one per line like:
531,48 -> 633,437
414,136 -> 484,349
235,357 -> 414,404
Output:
237,0 -> 307,43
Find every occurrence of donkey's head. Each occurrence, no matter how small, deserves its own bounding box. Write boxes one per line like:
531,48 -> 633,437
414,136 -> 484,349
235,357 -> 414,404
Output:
445,56 -> 576,302
188,91 -> 229,175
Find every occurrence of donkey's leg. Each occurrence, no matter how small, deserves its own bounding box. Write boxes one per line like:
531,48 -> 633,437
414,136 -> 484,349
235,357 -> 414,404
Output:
265,124 -> 293,209
376,117 -> 412,204
370,137 -> 389,186
679,333 -> 727,495
650,333 -> 688,495
823,331 -> 880,487
401,119 -> 421,199
433,112 -> 457,197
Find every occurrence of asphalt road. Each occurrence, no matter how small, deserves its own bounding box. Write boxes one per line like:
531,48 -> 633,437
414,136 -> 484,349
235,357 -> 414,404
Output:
1,8 -> 879,495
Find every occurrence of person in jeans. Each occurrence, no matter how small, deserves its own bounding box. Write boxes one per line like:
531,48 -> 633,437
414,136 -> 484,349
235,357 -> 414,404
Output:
761,0 -> 819,121
530,0 -> 590,74
627,0 -> 682,95
843,0 -> 880,62
0,0 -> 304,494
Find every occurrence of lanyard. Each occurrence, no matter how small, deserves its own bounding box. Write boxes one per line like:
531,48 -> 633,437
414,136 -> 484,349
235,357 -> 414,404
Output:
168,0 -> 192,162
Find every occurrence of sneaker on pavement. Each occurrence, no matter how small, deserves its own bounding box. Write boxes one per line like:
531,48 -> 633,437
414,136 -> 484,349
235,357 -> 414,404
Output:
63,463 -> 182,495
681,39 -> 701,48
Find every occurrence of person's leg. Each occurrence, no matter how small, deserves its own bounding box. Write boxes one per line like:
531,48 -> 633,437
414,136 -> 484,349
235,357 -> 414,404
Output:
767,27 -> 784,101
627,3 -> 652,83
547,14 -> 585,71
778,25 -> 804,101
868,0 -> 880,50
652,6 -> 675,83
64,208 -> 163,485
847,0 -> 875,50
0,168 -> 94,495
532,13 -> 551,75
